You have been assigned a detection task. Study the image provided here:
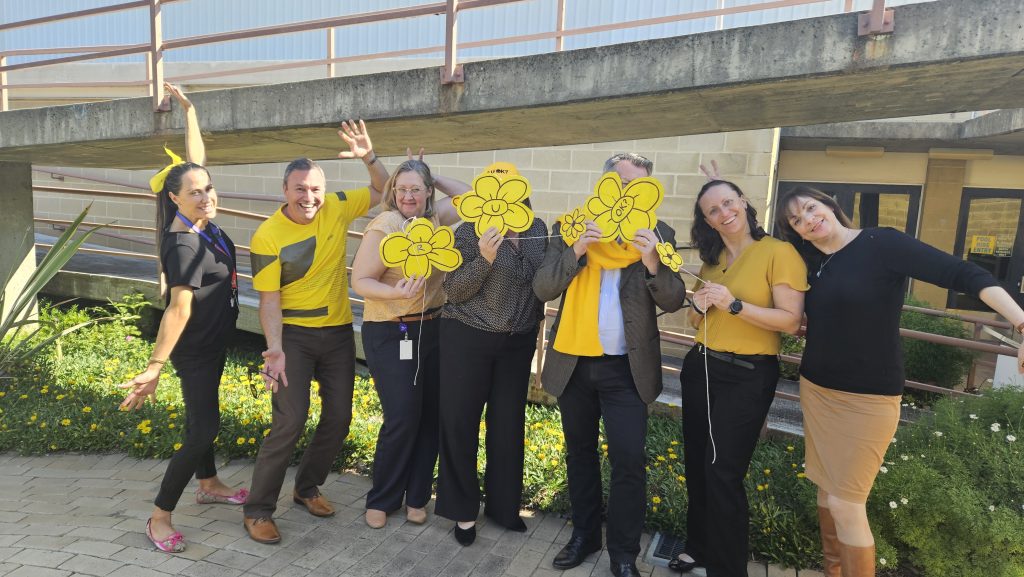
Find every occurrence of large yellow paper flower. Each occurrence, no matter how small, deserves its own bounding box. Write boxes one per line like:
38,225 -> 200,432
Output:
455,174 -> 534,236
585,172 -> 664,242
379,218 -> 463,279
656,242 -> 683,272
558,207 -> 587,246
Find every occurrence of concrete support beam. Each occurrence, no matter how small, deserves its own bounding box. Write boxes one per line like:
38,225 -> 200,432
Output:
0,161 -> 35,325
913,158 -> 967,307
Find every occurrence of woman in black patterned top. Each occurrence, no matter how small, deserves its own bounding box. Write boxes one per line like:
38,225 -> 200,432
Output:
435,163 -> 548,546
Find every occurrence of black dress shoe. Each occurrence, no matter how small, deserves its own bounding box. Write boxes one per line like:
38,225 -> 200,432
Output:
668,554 -> 700,573
453,524 -> 476,546
552,535 -> 602,569
610,560 -> 641,577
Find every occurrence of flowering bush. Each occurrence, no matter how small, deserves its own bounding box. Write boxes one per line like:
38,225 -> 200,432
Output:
2,300 -> 1023,575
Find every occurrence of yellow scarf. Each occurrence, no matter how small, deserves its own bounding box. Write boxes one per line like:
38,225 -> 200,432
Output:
553,241 -> 640,356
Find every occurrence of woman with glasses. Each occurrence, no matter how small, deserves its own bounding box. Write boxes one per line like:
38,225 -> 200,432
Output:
351,151 -> 469,528
434,163 -> 547,546
774,186 -> 1024,577
673,180 -> 807,576
119,84 -> 245,554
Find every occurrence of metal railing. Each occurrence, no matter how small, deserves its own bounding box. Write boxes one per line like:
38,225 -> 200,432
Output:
0,0 -> 895,111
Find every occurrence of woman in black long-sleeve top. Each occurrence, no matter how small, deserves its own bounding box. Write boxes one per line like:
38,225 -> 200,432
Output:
435,165 -> 547,546
775,185 -> 1024,577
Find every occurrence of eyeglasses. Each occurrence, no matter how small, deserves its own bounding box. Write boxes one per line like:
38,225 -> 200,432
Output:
246,365 -> 282,398
395,187 -> 427,198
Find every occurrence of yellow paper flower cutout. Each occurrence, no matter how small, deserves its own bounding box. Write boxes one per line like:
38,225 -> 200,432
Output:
585,172 -> 664,242
656,242 -> 683,272
379,218 -> 463,279
558,207 -> 587,246
455,173 -> 535,236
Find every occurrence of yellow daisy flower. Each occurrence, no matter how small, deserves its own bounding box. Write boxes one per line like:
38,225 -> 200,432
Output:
656,242 -> 683,272
455,174 -> 534,236
558,207 -> 587,246
379,218 -> 463,279
585,172 -> 664,242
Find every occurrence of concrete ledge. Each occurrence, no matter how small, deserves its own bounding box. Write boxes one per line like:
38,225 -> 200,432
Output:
2,0 -> 1022,169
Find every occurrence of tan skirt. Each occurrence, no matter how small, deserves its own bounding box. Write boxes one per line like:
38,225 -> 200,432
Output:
800,376 -> 901,504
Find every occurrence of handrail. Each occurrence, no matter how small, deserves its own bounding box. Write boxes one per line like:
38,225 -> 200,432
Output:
33,167 -> 284,203
0,0 -> 889,109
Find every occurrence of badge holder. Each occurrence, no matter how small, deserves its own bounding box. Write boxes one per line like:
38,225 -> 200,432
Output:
399,322 -> 414,360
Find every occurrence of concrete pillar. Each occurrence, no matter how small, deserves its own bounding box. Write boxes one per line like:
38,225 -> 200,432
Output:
913,158 -> 967,307
0,161 -> 36,325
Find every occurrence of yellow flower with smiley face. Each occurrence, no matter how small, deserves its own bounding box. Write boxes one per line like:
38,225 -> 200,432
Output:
379,218 -> 463,279
585,172 -> 664,242
455,173 -> 534,236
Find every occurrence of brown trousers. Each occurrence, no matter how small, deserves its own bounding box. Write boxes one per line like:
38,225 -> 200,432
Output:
244,324 -> 355,518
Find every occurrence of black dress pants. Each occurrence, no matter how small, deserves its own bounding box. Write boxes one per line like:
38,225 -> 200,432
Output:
435,318 -> 537,527
679,346 -> 779,577
363,318 -> 440,511
558,355 -> 648,564
154,347 -> 227,512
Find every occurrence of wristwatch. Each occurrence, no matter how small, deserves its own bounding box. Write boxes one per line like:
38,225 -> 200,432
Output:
728,299 -> 744,315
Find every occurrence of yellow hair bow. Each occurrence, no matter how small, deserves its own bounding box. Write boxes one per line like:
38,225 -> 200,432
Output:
149,146 -> 185,194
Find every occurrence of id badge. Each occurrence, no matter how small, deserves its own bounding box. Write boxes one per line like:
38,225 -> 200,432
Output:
399,339 -> 414,360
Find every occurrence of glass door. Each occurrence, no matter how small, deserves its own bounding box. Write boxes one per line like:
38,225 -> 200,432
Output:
949,189 -> 1024,311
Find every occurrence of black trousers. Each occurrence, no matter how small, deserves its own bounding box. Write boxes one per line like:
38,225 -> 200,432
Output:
362,318 -> 440,511
245,324 -> 355,517
154,347 -> 227,512
558,355 -> 648,564
679,346 -> 779,577
435,318 -> 537,526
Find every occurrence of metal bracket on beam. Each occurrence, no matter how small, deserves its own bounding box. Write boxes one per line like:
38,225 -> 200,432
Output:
859,0 -> 894,36
441,64 -> 464,85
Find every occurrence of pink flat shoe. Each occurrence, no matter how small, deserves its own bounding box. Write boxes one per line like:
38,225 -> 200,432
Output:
146,518 -> 185,553
196,487 -> 249,505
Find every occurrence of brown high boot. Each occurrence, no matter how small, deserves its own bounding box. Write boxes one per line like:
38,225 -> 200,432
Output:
817,507 -> 842,577
839,542 -> 876,577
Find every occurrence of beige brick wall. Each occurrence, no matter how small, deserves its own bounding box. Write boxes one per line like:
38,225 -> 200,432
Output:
32,129 -> 779,353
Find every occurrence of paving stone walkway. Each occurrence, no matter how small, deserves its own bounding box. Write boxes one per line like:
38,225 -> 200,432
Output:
0,452 -> 685,577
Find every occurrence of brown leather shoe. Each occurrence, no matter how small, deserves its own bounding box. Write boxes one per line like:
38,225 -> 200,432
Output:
293,491 -> 335,517
243,516 -> 281,544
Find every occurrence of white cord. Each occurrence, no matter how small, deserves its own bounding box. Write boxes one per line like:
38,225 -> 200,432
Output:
411,288 -> 426,387
701,292 -> 718,465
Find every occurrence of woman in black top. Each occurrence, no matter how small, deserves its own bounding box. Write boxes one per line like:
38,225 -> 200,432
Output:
775,186 -> 1024,577
120,84 -> 243,554
435,164 -> 547,546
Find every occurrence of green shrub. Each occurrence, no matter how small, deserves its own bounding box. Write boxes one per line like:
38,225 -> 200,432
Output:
900,295 -> 975,391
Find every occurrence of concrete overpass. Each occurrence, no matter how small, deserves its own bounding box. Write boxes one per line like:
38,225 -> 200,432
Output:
0,0 -> 1022,169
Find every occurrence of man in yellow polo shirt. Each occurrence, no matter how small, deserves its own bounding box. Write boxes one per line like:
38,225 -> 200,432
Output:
243,121 -> 388,544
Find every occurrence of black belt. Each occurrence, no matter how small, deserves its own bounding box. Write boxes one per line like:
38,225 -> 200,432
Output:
695,343 -> 776,370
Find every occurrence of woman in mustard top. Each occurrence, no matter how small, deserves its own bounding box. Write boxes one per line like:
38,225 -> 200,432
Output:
673,180 -> 807,577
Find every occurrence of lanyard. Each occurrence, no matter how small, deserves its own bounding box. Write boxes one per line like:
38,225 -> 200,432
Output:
175,212 -> 238,292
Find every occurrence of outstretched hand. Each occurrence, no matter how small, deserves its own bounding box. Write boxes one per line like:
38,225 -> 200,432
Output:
338,119 -> 374,160
118,370 -> 160,411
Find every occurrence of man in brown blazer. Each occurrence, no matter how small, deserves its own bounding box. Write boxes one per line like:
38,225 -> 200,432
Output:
533,153 -> 687,577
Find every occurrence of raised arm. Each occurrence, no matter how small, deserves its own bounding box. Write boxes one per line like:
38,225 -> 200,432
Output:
338,119 -> 389,205
165,83 -> 205,166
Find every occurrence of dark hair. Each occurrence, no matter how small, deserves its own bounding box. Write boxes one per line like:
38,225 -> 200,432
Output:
382,160 -> 436,217
690,179 -> 767,266
155,162 -> 210,295
283,157 -> 323,186
773,185 -> 854,264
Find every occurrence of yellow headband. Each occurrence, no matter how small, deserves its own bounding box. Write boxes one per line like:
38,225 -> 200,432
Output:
149,146 -> 185,194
